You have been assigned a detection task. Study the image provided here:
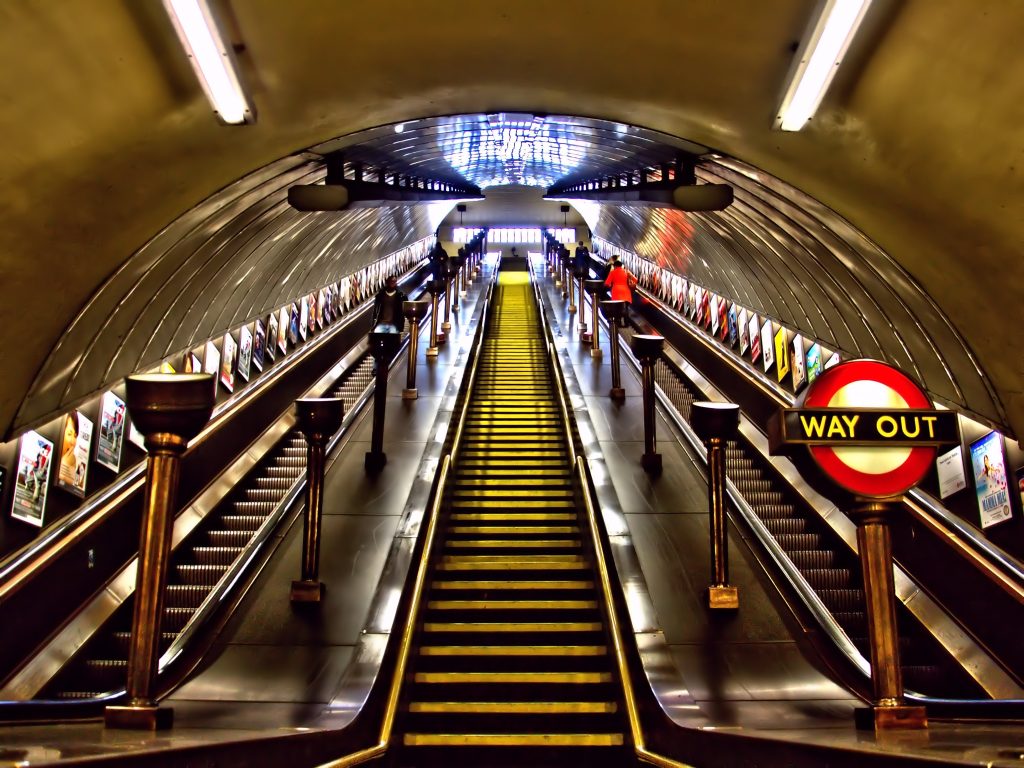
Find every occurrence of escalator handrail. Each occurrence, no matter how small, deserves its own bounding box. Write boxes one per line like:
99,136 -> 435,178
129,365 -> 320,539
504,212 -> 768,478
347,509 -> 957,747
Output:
529,263 -> 576,467
625,272 -> 1024,605
319,261 -> 497,767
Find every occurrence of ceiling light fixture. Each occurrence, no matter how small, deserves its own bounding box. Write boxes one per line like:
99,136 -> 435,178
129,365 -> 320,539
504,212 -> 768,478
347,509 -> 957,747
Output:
162,0 -> 254,124
776,0 -> 872,131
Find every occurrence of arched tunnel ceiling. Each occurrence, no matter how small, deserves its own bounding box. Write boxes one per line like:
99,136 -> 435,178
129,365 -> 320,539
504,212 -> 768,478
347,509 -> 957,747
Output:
0,1 -> 1021,439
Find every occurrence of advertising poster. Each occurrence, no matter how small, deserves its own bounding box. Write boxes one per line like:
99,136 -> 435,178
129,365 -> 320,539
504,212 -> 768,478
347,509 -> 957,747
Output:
748,314 -> 760,362
271,311 -> 282,358
307,292 -> 318,334
760,319 -> 775,373
710,295 -> 720,335
936,445 -> 968,499
128,421 -> 146,450
774,326 -> 790,383
824,351 -> 841,370
11,430 -> 53,526
717,299 -> 729,341
806,342 -> 823,383
971,432 -> 1012,528
289,303 -> 300,344
203,340 -> 221,383
159,361 -> 176,374
687,285 -> 697,319
56,411 -> 93,498
220,333 -> 237,393
699,290 -> 710,328
727,303 -> 738,346
238,324 -> 253,383
253,319 -> 266,372
97,391 -> 127,472
738,309 -> 750,354
791,334 -> 807,390
318,289 -> 327,328
299,296 -> 310,341
1017,467 -> 1024,515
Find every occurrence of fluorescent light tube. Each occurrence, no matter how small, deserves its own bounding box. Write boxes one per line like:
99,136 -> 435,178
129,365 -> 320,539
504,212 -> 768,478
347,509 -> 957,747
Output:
776,0 -> 872,131
162,0 -> 254,124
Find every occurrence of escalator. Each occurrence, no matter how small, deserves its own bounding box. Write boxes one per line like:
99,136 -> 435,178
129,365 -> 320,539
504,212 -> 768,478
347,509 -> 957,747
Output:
43,355 -> 377,699
394,272 -> 633,766
652,357 -> 984,699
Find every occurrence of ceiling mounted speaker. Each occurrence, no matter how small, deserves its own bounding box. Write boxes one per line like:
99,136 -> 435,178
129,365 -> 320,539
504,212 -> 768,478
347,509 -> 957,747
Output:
288,185 -> 350,211
672,184 -> 733,211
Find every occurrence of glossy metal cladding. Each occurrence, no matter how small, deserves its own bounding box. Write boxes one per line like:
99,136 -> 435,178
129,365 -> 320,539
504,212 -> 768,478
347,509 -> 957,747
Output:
591,156 -> 1007,432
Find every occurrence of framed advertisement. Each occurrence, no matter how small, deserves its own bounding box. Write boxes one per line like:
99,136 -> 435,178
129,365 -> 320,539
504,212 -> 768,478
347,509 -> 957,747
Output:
203,340 -> 220,378
317,289 -> 327,329
774,326 -> 790,383
238,324 -> 253,383
687,284 -> 697,319
970,431 -> 1012,528
11,430 -> 53,526
97,391 -> 126,473
289,303 -> 300,344
299,296 -> 310,341
791,334 -> 807,390
699,290 -> 711,328
1017,467 -> 1024,515
824,351 -> 841,370
806,342 -> 823,384
128,420 -> 146,450
760,319 -> 775,373
748,313 -> 760,362
717,298 -> 729,341
710,295 -> 720,335
221,333 -> 237,393
270,311 -> 282,358
159,361 -> 176,374
56,411 -> 93,498
727,303 -> 738,346
936,445 -> 967,499
253,319 -> 266,372
738,308 -> 750,355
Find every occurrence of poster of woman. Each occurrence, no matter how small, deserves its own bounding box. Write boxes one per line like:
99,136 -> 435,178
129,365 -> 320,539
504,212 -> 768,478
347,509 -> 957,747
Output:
11,430 -> 54,526
970,431 -> 1012,528
97,391 -> 126,472
56,411 -> 93,498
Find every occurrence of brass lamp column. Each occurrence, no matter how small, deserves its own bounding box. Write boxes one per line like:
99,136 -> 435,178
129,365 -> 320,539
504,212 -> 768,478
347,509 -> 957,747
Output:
577,265 -> 588,332
567,265 -> 578,315
584,279 -> 603,351
366,331 -> 401,472
290,397 -> 344,603
451,256 -> 464,313
691,402 -> 741,610
442,269 -> 453,334
630,335 -> 664,475
402,300 -> 429,400
105,373 -> 215,730
560,252 -> 569,297
426,280 -> 442,357
852,500 -> 928,730
601,301 -> 627,401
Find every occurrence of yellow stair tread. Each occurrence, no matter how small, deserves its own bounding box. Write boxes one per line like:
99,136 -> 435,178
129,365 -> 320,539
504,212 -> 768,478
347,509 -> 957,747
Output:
447,526 -> 579,534
449,513 -> 576,521
427,599 -> 597,609
423,622 -> 603,632
408,701 -> 617,714
431,580 -> 595,589
445,540 -> 580,548
403,733 -> 624,746
419,645 -> 607,656
413,671 -> 612,683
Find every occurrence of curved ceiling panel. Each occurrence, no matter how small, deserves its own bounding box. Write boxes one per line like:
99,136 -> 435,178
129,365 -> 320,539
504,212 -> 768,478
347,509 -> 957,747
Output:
591,156 -> 1005,430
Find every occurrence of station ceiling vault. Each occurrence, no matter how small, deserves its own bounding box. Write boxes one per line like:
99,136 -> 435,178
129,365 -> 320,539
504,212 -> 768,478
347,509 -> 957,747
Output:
0,1 -> 1021,439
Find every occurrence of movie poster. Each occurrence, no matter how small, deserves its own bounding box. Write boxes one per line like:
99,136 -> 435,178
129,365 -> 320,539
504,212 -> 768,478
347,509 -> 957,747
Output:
317,289 -> 327,328
97,391 -> 127,472
11,430 -> 53,526
738,309 -> 750,355
299,296 -> 310,341
971,432 -> 1012,528
221,333 -> 237,392
760,319 -> 775,373
791,334 -> 807,390
710,295 -> 720,335
253,319 -> 266,372
806,343 -> 823,383
289,303 -> 301,344
774,327 -> 790,383
56,411 -> 93,498
238,324 -> 253,383
727,303 -> 738,346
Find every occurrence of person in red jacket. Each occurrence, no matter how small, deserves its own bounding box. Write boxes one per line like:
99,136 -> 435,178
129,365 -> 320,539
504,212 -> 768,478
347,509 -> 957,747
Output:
604,259 -> 637,326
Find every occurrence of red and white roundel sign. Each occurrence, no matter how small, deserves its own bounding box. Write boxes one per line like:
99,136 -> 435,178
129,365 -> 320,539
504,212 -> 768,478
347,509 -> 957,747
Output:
803,360 -> 934,498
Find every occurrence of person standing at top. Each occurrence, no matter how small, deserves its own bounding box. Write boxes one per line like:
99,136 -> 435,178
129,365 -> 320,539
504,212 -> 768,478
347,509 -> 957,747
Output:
428,241 -> 449,283
574,240 -> 590,274
604,259 -> 637,326
370,275 -> 408,335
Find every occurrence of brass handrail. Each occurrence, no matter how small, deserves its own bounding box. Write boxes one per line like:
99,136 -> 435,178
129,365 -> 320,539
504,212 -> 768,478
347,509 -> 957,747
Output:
320,268 -> 495,767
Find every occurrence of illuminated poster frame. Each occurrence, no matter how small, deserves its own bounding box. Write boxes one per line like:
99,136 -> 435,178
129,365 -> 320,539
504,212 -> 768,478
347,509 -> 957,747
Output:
970,431 -> 1012,529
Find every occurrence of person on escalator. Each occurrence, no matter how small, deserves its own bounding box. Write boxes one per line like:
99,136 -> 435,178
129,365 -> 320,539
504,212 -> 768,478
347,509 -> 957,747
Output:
369,275 -> 407,372
604,259 -> 637,327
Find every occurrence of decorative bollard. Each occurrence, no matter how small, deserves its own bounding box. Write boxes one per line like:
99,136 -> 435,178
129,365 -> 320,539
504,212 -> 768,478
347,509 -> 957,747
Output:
560,254 -> 569,298
402,300 -> 429,399
567,266 -> 578,315
366,331 -> 402,472
601,301 -> 627,400
584,279 -> 603,350
630,334 -> 664,475
691,402 -> 741,610
577,266 -> 588,332
105,373 -> 215,730
426,279 -> 443,356
291,398 -> 344,603
442,271 -> 453,334
452,257 -> 464,312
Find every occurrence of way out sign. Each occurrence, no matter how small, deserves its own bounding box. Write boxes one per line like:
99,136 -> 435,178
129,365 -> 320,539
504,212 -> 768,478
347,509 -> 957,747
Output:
769,359 -> 959,497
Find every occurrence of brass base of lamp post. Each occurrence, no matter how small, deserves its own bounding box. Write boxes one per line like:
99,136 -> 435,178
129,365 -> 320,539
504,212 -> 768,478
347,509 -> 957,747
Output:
581,331 -> 592,344
365,451 -> 387,472
609,387 -> 625,401
641,452 -> 662,475
105,704 -> 173,730
290,579 -> 325,603
402,388 -> 418,400
707,585 -> 739,610
426,347 -> 439,358
591,348 -> 603,359
855,704 -> 928,731
567,305 -> 577,314
441,322 -> 451,333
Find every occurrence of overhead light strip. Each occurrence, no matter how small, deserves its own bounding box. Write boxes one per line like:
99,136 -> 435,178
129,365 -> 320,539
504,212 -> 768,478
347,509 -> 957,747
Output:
776,0 -> 872,131
162,0 -> 254,125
